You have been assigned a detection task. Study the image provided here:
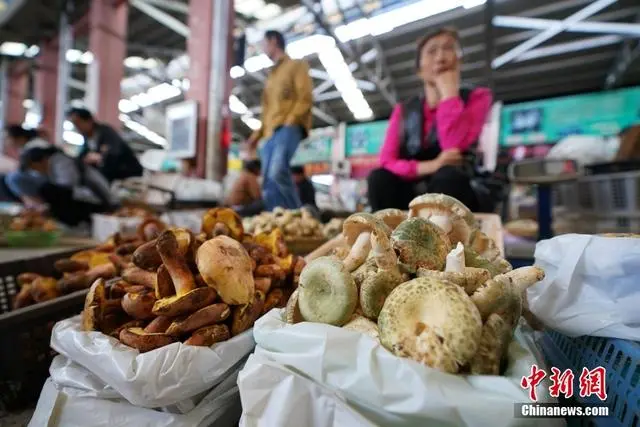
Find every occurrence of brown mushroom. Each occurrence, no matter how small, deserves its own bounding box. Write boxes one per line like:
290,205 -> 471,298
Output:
144,316 -> 174,334
122,266 -> 157,289
109,320 -> 146,339
374,209 -> 407,231
30,277 -> 60,302
132,239 -> 163,271
152,230 -> 217,317
17,272 -> 40,286
137,218 -> 166,242
54,259 -> 89,274
184,324 -> 230,346
201,208 -> 244,241
230,291 -> 265,336
196,236 -> 255,305
115,242 -> 142,256
121,290 -> 157,320
58,263 -> 117,294
155,264 -> 174,299
82,279 -> 126,332
166,303 -> 231,336
263,289 -> 284,315
13,284 -> 35,309
119,327 -> 176,353
254,277 -> 272,294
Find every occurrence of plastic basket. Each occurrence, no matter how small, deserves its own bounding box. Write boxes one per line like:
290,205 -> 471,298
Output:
3,230 -> 61,248
540,330 -> 640,427
0,249 -> 91,411
575,171 -> 640,216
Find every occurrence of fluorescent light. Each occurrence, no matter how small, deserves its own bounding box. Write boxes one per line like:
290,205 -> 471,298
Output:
253,3 -> 281,20
25,45 -> 40,58
0,42 -> 27,56
130,92 -> 153,108
147,82 -> 181,103
66,49 -> 83,63
335,18 -> 371,43
119,99 -> 139,113
22,99 -> 34,109
144,58 -> 159,69
244,54 -> 273,72
311,174 -> 334,186
229,95 -> 249,115
235,0 -> 265,16
121,115 -> 166,146
64,131 -> 84,146
63,120 -> 74,131
80,51 -> 94,64
171,79 -> 182,87
463,0 -> 486,8
287,34 -> 335,59
181,79 -> 190,91
230,65 -> 246,79
242,115 -> 262,130
124,56 -> 146,69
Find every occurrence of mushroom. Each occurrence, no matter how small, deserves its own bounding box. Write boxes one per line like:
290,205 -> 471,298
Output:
297,256 -> 358,326
119,327 -> 176,353
166,303 -> 231,337
155,264 -> 175,299
137,218 -> 166,242
408,193 -> 476,245
17,272 -> 40,286
417,267 -> 491,295
464,247 -> 512,278
374,209 -> 407,231
255,228 -> 289,258
467,229 -> 502,265
285,288 -> 303,324
122,266 -> 157,289
390,217 -> 451,272
13,284 -> 34,309
352,257 -> 378,288
152,230 -> 217,317
470,266 -> 545,321
359,222 -> 404,320
263,289 -> 284,314
445,242 -> 466,273
377,277 -> 483,373
196,236 -> 255,305
54,259 -> 89,274
341,213 -> 390,272
230,291 -> 266,335
82,279 -> 126,332
343,314 -> 379,341
30,277 -> 60,302
185,324 -> 230,346
201,207 -> 244,241
57,262 -> 117,294
132,240 -> 163,271
469,313 -> 511,375
144,316 -> 174,334
121,290 -> 157,320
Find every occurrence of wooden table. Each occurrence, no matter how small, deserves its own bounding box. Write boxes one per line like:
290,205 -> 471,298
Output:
0,237 -> 98,263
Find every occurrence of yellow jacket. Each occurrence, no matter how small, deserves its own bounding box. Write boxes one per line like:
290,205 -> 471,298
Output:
251,55 -> 313,141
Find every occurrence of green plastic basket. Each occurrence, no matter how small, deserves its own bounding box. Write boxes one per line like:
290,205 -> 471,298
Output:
4,230 -> 62,247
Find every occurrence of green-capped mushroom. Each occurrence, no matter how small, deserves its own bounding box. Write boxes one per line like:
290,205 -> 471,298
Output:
374,209 -> 407,231
391,217 -> 451,272
408,193 -> 476,245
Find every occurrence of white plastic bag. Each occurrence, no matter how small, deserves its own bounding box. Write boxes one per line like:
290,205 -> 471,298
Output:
546,135 -> 619,167
51,315 -> 255,408
29,368 -> 242,427
529,234 -> 640,341
160,209 -> 207,233
239,309 -> 563,427
91,214 -> 143,242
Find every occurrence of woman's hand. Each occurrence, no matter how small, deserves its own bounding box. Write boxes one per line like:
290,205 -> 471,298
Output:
434,69 -> 460,100
84,152 -> 103,165
417,149 -> 463,177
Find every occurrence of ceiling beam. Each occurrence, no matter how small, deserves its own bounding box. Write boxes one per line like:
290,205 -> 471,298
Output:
130,0 -> 189,38
493,15 -> 640,37
135,0 -> 189,14
514,35 -> 622,63
308,68 -> 376,91
604,10 -> 640,88
494,51 -> 615,79
492,0 -> 616,69
312,106 -> 338,126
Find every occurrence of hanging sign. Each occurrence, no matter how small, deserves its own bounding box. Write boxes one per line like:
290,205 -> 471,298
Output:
290,127 -> 335,166
344,120 -> 389,157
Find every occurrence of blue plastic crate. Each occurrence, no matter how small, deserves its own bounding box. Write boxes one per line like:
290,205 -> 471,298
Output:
540,330 -> 640,427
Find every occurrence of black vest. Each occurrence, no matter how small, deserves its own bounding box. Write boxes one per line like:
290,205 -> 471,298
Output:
399,87 -> 474,162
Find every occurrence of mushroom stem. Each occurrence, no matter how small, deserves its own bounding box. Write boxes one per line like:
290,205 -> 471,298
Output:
156,230 -> 195,296
343,232 -> 371,272
445,242 -> 466,273
427,214 -> 453,234
503,266 -> 545,293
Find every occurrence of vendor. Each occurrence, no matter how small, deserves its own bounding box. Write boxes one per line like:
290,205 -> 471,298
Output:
67,107 -> 143,183
225,159 -> 264,217
291,166 -> 317,208
367,27 -> 492,212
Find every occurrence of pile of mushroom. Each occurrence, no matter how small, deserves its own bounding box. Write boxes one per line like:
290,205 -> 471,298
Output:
285,194 -> 545,375
13,218 -> 167,310
82,207 -> 304,353
322,218 -> 344,239
244,207 -> 324,240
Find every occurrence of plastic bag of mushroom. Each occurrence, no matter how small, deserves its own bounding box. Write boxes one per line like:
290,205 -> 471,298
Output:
49,207 -> 304,408
237,194 -> 558,426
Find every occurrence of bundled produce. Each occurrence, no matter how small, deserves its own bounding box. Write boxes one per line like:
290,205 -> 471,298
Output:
244,207 -> 324,240
12,218 -> 166,310
322,218 -> 344,239
285,193 -> 545,375
8,211 -> 58,231
82,207 -> 305,352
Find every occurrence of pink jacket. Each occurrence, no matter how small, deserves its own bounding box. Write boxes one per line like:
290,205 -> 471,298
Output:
379,87 -> 492,180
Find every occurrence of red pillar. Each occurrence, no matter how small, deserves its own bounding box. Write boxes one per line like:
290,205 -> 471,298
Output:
187,0 -> 234,180
34,40 -> 59,139
88,0 -> 128,129
6,61 -> 29,126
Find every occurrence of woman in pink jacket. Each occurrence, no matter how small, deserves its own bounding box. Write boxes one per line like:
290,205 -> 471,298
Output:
367,27 -> 492,212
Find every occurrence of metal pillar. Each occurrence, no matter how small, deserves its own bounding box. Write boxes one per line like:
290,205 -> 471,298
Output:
484,0 -> 495,92
0,60 -> 8,153
55,13 -> 73,145
35,40 -> 59,140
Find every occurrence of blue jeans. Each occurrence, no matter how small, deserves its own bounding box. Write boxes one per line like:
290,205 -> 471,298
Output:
260,126 -> 302,211
4,170 -> 47,198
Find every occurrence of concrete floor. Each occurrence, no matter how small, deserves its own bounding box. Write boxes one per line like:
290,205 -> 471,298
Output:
0,408 -> 33,427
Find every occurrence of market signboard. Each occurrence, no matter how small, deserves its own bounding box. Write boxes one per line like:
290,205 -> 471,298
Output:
290,129 -> 334,166
500,86 -> 640,146
345,120 -> 389,157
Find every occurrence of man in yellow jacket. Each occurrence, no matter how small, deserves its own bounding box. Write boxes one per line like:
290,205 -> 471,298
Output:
247,30 -> 313,210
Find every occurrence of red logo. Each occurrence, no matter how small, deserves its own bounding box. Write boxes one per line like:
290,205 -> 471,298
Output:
549,367 -> 575,398
579,367 -> 607,401
521,364 -> 547,402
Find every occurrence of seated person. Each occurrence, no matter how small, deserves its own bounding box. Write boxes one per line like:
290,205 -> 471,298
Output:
225,159 -> 264,217
367,27 -> 492,212
291,166 -> 317,208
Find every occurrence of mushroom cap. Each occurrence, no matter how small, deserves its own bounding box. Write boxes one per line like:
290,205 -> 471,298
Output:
469,276 -> 509,320
374,209 -> 407,230
82,278 -> 106,332
152,287 -> 217,317
378,276 -> 482,372
467,229 -> 502,263
469,313 -> 511,375
119,327 -> 175,353
298,256 -> 358,326
391,217 -> 451,271
201,207 -> 244,240
121,290 -> 157,320
285,288 -> 303,324
359,269 -> 403,320
464,247 -> 512,278
342,213 -> 390,246
353,257 -> 378,288
343,314 -> 380,340
408,193 -> 476,245
167,303 -> 231,336
196,236 -> 255,305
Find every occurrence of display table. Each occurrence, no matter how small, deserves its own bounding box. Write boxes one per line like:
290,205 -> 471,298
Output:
0,237 -> 98,263
508,159 -> 580,241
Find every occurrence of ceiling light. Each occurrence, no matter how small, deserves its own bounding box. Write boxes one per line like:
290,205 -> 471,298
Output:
124,56 -> 146,69
230,65 -> 246,79
144,58 -> 159,69
65,49 -> 83,63
22,99 -> 34,109
253,3 -> 281,20
63,130 -> 84,146
242,115 -> 262,130
119,99 -> 139,114
181,78 -> 190,91
229,95 -> 249,115
244,54 -> 273,72
235,0 -> 266,16
63,120 -> 74,131
171,79 -> 182,87
0,42 -> 27,56
25,45 -> 40,58
80,51 -> 94,64
463,0 -> 486,8
130,92 -> 153,108
147,82 -> 181,103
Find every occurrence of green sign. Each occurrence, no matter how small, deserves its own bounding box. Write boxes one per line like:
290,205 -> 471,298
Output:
345,120 -> 389,157
500,86 -> 640,146
291,135 -> 332,165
